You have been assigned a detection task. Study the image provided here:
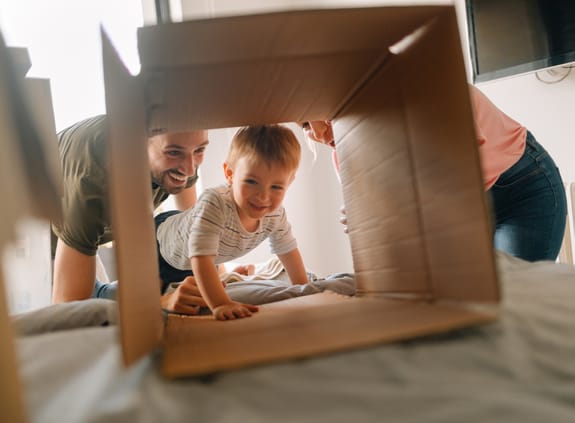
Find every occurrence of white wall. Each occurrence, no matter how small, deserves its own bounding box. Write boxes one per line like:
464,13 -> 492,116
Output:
0,0 -> 143,132
476,73 -> 575,184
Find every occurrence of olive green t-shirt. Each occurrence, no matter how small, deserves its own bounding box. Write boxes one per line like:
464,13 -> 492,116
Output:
51,115 -> 198,256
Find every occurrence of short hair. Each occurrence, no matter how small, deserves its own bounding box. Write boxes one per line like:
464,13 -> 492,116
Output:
226,125 -> 301,172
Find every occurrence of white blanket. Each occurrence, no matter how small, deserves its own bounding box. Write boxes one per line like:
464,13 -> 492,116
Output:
13,253 -> 575,423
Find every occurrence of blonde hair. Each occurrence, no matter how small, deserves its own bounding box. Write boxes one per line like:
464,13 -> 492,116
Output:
227,125 -> 301,172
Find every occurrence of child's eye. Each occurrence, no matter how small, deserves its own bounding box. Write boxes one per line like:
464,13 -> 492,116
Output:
244,179 -> 257,185
271,185 -> 284,191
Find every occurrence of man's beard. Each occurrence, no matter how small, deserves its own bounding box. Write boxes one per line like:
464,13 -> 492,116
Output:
152,170 -> 187,194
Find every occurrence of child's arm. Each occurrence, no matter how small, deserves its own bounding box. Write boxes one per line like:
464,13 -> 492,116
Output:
277,248 -> 308,285
191,256 -> 259,320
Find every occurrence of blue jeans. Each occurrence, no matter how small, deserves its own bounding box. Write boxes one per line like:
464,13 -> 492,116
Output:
92,279 -> 117,299
489,131 -> 566,261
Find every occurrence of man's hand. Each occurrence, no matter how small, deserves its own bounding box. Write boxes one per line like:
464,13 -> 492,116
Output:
212,301 -> 259,321
160,276 -> 207,315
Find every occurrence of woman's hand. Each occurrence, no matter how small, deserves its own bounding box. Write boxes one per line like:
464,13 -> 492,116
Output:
339,205 -> 348,234
302,120 -> 335,147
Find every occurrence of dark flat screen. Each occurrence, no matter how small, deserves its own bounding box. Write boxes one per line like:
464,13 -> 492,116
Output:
467,0 -> 575,82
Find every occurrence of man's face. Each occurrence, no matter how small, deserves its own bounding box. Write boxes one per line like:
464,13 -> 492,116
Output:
147,130 -> 209,194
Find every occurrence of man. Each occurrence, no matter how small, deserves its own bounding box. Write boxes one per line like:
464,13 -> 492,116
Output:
51,115 -> 208,314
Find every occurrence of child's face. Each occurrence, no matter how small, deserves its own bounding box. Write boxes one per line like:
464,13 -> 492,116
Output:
225,157 -> 294,228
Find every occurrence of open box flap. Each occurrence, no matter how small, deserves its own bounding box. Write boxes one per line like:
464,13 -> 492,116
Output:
335,7 -> 498,302
0,40 -> 31,248
0,274 -> 26,422
162,292 -> 497,377
0,40 -> 62,229
399,9 -> 497,302
136,6 -> 445,132
7,47 -> 31,76
0,33 -> 60,423
0,74 -> 28,423
102,30 -> 164,366
22,78 -> 62,204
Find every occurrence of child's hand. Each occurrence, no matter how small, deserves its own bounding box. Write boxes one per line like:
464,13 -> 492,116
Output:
212,302 -> 259,320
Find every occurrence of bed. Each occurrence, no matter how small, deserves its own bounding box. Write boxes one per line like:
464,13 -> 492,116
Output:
11,251 -> 575,423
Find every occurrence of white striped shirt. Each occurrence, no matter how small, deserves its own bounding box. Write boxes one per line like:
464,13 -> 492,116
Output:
156,185 -> 297,271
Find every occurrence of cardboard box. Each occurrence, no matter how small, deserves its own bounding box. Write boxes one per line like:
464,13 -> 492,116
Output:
0,11 -> 499,419
103,5 -> 498,378
0,36 -> 61,423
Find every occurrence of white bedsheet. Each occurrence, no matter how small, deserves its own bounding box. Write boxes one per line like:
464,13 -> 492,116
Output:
14,253 -> 575,422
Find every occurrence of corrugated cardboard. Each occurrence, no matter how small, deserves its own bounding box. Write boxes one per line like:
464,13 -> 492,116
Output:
102,5 -> 499,378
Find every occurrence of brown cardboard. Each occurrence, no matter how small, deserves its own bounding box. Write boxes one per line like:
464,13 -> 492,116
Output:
2,46 -> 61,224
162,292 -> 495,377
0,101 -> 27,422
102,32 -> 164,366
0,273 -> 26,422
0,35 -> 62,423
103,5 -> 499,376
7,47 -> 31,76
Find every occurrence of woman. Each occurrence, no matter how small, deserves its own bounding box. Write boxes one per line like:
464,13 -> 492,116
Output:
303,84 -> 567,262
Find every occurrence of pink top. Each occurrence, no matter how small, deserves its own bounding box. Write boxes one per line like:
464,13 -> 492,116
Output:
469,85 -> 526,190
330,85 -> 526,190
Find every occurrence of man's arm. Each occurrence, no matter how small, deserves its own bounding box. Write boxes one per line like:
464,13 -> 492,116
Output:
160,275 -> 208,314
278,248 -> 308,285
173,185 -> 197,211
52,239 -> 96,303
